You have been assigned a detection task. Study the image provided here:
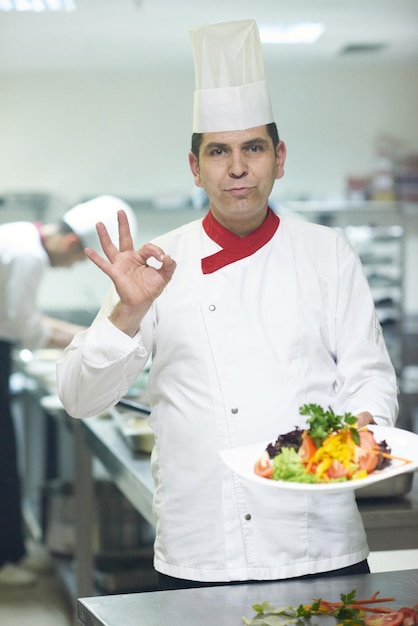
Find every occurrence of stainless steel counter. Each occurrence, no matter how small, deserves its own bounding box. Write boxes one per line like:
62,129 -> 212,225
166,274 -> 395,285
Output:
78,569 -> 418,626
82,415 -> 154,526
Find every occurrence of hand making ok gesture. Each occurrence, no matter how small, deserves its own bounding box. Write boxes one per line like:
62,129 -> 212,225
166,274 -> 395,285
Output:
85,210 -> 177,336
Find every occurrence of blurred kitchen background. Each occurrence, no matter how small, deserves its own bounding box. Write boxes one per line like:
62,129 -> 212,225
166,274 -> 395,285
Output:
1,0 -> 418,616
1,0 -> 418,424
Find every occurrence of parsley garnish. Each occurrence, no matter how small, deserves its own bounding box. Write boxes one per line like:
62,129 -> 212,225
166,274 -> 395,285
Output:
299,404 -> 359,446
334,591 -> 361,620
296,598 -> 322,617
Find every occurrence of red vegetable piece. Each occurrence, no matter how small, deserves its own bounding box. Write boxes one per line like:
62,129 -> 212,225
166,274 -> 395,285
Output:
364,612 -> 405,626
326,460 -> 349,479
357,429 -> 379,474
299,433 -> 317,464
254,452 -> 273,478
398,608 -> 418,626
359,429 -> 378,450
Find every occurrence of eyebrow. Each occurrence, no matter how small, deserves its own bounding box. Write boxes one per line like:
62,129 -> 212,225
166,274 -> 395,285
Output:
203,137 -> 270,152
203,142 -> 229,152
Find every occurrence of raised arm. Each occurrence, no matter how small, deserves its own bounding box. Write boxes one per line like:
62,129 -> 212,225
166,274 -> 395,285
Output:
57,210 -> 176,418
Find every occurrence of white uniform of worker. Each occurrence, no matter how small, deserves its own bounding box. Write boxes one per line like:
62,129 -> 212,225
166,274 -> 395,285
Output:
57,213 -> 398,581
0,222 -> 51,348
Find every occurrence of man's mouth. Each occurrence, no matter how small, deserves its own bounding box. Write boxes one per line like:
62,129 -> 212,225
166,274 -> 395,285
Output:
226,186 -> 253,194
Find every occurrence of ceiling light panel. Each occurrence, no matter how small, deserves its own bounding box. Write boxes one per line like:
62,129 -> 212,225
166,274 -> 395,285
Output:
259,22 -> 325,45
0,0 -> 76,10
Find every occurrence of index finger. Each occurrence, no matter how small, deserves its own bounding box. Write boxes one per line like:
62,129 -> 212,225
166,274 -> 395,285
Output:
136,242 -> 170,265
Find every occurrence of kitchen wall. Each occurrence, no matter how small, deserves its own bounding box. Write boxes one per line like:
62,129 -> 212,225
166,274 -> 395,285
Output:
1,64 -> 418,204
1,62 -> 418,313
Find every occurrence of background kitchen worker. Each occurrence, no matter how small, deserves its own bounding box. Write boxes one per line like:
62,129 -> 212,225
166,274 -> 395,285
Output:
57,21 -> 398,590
0,195 -> 137,586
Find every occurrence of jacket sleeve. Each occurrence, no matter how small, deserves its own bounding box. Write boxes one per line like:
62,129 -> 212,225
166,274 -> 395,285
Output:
56,287 -> 152,418
332,233 -> 399,426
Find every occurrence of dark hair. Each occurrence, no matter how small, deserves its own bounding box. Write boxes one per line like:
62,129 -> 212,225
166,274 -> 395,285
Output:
190,122 -> 280,160
57,220 -> 76,235
266,122 -> 280,150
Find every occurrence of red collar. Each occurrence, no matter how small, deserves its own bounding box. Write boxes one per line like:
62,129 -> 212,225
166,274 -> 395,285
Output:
201,208 -> 280,274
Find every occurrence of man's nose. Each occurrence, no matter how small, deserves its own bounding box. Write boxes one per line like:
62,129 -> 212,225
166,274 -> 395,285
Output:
228,151 -> 248,178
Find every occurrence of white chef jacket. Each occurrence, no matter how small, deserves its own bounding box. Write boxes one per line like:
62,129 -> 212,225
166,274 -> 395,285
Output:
0,221 -> 51,349
57,214 -> 398,581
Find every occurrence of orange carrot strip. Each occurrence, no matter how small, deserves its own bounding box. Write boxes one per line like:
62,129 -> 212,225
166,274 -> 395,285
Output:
306,593 -> 398,616
323,597 -> 395,607
347,604 -> 396,613
379,452 -> 412,464
348,597 -> 396,605
367,444 -> 412,465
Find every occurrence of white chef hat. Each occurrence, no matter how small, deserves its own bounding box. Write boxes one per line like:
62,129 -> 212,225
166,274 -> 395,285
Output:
63,195 -> 137,252
189,19 -> 274,133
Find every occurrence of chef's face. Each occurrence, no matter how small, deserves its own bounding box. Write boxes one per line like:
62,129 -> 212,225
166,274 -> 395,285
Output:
189,125 -> 286,236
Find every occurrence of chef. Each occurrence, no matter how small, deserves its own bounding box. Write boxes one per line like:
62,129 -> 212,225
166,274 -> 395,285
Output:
0,195 -> 136,586
57,20 -> 398,589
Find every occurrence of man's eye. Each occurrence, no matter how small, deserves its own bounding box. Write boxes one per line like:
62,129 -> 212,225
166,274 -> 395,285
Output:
248,145 -> 262,153
210,148 -> 225,156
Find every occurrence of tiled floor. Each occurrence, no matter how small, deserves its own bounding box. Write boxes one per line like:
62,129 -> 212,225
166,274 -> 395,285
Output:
0,539 -> 74,626
0,568 -> 73,626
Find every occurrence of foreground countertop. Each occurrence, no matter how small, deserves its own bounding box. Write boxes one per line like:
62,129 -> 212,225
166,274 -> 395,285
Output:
78,569 -> 418,626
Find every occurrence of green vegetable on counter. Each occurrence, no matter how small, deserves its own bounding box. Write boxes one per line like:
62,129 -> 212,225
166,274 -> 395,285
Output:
243,591 -> 363,626
242,602 -> 299,626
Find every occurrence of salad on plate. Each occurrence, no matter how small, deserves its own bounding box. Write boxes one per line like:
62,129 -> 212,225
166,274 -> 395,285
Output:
254,404 -> 410,485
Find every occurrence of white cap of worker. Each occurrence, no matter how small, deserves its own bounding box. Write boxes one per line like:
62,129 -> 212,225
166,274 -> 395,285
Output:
63,195 -> 137,252
189,19 -> 274,133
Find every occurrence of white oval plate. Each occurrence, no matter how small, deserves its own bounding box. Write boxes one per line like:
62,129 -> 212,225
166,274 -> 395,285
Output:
219,425 -> 418,492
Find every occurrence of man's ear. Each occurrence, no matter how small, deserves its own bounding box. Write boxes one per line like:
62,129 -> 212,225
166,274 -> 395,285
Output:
188,151 -> 203,187
275,140 -> 287,181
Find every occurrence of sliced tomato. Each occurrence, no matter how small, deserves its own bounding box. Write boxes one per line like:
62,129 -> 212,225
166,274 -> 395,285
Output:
254,452 -> 273,478
398,608 -> 418,626
359,429 -> 378,449
358,449 -> 379,473
299,433 -> 317,464
325,460 -> 349,479
364,612 -> 405,626
355,429 -> 379,474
